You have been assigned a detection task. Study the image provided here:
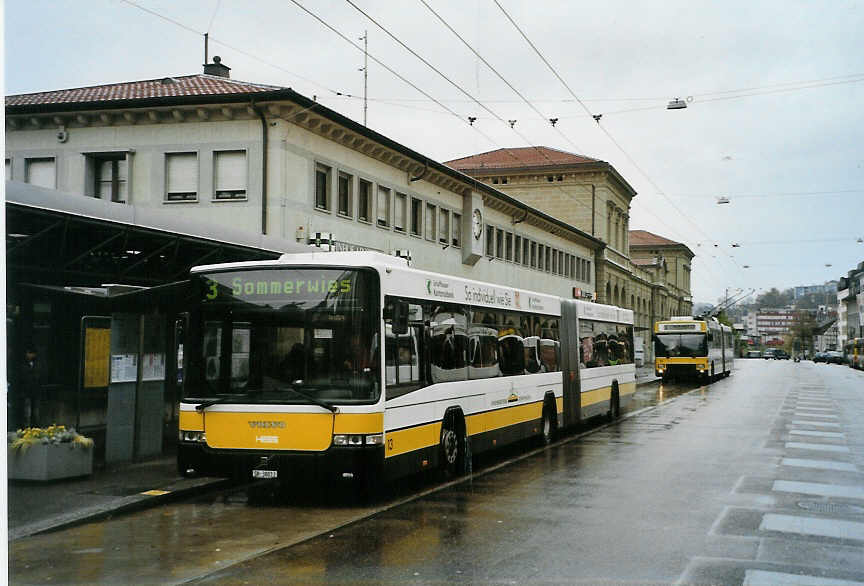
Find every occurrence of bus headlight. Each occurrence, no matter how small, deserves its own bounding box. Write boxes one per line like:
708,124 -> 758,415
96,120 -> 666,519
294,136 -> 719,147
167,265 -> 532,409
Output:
179,430 -> 206,443
364,434 -> 384,446
332,434 -> 383,447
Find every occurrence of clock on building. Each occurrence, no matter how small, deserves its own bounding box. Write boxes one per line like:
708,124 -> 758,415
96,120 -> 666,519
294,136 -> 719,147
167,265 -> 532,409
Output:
472,208 -> 483,240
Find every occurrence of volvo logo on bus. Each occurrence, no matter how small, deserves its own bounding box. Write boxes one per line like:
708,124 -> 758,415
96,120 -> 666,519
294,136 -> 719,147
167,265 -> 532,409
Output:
248,421 -> 286,429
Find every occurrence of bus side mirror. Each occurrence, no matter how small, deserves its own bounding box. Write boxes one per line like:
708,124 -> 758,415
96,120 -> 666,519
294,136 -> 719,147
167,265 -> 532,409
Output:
392,301 -> 409,335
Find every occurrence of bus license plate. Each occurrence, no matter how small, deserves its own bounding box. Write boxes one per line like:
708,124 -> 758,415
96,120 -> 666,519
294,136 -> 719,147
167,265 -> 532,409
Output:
252,469 -> 278,479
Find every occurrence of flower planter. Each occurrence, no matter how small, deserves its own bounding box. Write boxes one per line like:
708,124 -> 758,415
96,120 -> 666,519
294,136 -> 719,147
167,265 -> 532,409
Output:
8,443 -> 94,481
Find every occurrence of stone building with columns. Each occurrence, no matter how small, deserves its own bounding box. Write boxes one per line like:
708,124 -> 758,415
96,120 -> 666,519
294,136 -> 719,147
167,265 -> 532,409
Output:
446,147 -> 694,356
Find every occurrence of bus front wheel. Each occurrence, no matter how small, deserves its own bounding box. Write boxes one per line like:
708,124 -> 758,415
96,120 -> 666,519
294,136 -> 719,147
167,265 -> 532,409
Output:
440,413 -> 466,477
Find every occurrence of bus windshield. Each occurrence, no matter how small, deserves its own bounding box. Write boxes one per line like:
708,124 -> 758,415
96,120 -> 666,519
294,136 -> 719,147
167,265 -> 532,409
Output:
183,268 -> 379,405
653,333 -> 708,358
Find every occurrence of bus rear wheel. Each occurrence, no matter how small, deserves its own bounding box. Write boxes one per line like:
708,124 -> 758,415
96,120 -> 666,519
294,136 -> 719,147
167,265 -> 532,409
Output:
607,386 -> 620,421
542,399 -> 557,445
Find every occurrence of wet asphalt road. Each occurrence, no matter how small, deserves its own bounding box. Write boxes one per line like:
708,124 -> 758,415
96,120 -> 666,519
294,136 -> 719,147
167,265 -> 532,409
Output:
9,360 -> 864,585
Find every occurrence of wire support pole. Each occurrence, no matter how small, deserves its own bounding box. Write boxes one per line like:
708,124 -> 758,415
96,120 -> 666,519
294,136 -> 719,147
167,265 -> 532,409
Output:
361,30 -> 368,126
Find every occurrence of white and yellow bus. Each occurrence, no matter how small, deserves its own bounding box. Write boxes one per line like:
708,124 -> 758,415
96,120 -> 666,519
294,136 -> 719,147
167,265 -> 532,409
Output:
653,317 -> 733,382
177,251 -> 635,490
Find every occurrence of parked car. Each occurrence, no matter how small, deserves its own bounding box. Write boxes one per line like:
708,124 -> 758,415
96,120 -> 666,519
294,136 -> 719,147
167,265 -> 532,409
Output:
813,352 -> 828,363
762,349 -> 776,359
825,351 -> 846,365
773,350 -> 790,360
745,350 -> 762,358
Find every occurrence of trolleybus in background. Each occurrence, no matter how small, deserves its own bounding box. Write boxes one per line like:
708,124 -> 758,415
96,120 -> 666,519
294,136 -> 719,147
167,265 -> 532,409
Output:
653,317 -> 733,382
846,338 -> 864,370
176,251 -> 635,493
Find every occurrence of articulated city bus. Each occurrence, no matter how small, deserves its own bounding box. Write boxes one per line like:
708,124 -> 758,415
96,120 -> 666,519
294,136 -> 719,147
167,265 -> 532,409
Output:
846,338 -> 864,370
653,317 -> 733,382
177,251 -> 635,491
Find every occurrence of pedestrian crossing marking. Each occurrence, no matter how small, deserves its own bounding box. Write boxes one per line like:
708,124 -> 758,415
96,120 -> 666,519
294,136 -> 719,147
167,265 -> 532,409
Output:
760,514 -> 864,540
786,442 -> 850,453
744,569 -> 864,585
781,458 -> 857,472
772,480 -> 864,499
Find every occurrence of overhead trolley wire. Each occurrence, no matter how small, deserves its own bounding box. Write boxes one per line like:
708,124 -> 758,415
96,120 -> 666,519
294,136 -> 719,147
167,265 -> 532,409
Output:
339,0 -> 729,293
492,0 -> 743,281
416,0 -> 584,155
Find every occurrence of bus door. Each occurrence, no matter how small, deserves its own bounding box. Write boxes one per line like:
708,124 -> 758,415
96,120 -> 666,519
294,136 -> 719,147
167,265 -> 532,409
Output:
559,300 -> 581,428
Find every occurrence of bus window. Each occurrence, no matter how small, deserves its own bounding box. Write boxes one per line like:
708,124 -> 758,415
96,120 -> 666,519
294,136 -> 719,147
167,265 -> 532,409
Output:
468,326 -> 500,379
539,339 -> 559,372
498,334 -> 525,375
524,336 -> 542,373
429,306 -> 468,384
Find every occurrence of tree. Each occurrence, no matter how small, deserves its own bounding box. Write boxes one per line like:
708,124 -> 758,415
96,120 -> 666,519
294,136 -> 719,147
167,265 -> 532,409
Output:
756,287 -> 793,309
788,311 -> 818,356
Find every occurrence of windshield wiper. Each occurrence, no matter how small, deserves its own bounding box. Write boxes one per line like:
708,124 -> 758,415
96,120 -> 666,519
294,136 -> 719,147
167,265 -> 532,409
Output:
194,389 -> 262,412
278,383 -> 339,413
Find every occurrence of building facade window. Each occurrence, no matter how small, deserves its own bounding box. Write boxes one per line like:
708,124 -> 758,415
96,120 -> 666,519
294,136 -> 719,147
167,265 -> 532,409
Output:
505,232 -> 513,261
439,208 -> 450,244
358,179 -> 372,222
165,152 -> 197,201
514,235 -> 522,264
486,224 -> 494,257
315,163 -> 331,210
337,172 -> 353,216
394,192 -> 407,232
214,150 -> 247,200
530,241 -> 537,268
377,186 -> 391,227
425,203 -> 437,240
410,198 -> 422,236
495,228 -> 504,259
25,157 -> 56,189
87,153 -> 128,203
523,239 -> 530,267
452,213 -> 461,247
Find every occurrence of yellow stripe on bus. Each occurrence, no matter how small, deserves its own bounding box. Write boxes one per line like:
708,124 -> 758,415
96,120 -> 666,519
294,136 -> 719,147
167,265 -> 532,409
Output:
581,382 -> 636,406
385,400 -> 547,459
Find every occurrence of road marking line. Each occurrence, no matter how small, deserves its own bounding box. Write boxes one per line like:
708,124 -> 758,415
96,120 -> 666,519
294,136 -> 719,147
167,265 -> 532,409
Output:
795,408 -> 838,414
794,413 -> 839,419
760,513 -> 864,540
773,480 -> 864,499
781,458 -> 858,472
789,421 -> 842,428
789,430 -> 845,439
786,442 -> 850,453
797,402 -> 835,407
744,569 -> 864,585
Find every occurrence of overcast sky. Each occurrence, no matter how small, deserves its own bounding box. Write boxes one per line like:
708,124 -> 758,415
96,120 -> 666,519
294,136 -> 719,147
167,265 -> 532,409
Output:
5,0 -> 863,305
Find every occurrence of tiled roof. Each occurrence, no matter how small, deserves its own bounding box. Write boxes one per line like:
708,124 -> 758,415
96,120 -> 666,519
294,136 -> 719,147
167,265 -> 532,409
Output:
629,230 -> 683,247
445,146 -> 600,171
5,75 -> 283,108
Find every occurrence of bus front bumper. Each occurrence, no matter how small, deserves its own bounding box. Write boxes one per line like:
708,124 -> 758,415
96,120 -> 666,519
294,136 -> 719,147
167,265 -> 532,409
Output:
178,442 -> 385,483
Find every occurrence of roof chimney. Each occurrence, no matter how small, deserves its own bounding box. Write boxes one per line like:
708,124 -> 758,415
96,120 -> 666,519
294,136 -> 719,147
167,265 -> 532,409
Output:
203,55 -> 231,78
